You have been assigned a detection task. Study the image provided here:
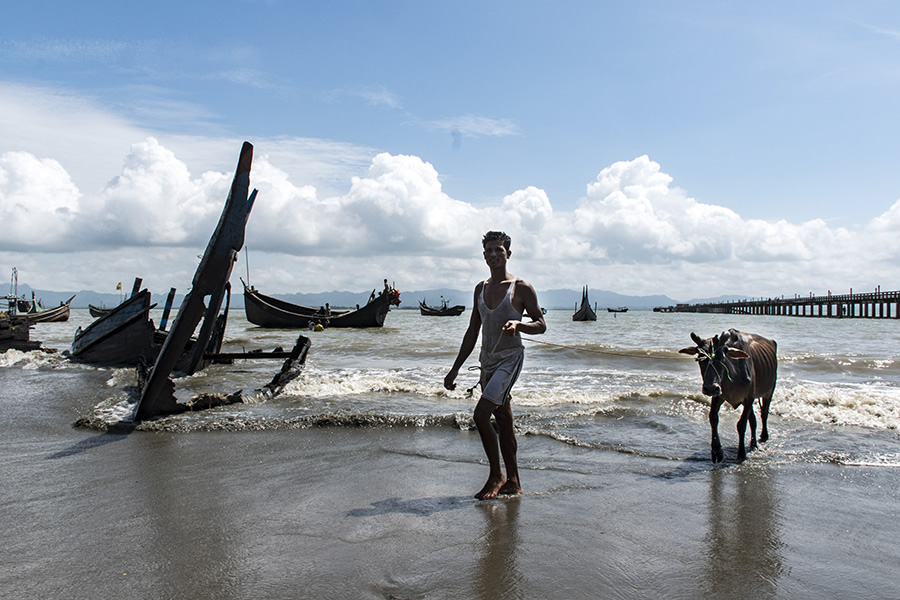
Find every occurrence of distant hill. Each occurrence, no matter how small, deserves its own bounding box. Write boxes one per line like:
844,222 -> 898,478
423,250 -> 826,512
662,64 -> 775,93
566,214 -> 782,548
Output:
539,289 -> 679,312
9,283 -> 687,311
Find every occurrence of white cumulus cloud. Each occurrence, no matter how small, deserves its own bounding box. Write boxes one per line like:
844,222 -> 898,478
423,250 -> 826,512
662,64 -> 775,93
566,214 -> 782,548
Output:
2,138 -> 898,299
0,151 -> 81,251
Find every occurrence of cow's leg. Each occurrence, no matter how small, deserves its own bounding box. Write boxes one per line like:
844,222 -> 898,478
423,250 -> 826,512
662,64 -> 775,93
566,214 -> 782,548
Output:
709,396 -> 725,463
759,393 -> 773,444
736,400 -> 752,461
747,402 -> 758,451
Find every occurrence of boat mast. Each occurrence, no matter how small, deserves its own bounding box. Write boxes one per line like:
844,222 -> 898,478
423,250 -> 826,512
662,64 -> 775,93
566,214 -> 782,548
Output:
7,267 -> 18,316
245,246 -> 251,287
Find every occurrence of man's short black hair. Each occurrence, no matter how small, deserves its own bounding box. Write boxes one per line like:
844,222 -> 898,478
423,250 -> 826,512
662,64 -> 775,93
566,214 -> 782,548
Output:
482,231 -> 511,250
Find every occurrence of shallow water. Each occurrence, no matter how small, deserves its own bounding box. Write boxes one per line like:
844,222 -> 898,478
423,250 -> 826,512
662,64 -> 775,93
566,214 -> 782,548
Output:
4,307 -> 899,466
3,307 -> 899,599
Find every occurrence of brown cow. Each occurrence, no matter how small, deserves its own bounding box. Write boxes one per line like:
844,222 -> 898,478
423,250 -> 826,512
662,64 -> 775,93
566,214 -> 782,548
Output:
679,329 -> 777,462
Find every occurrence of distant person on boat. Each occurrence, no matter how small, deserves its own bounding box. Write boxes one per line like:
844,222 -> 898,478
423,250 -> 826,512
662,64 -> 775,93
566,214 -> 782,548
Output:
444,230 -> 546,499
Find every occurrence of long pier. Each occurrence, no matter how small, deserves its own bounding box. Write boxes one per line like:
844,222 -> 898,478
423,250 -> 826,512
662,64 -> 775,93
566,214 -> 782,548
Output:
654,288 -> 900,319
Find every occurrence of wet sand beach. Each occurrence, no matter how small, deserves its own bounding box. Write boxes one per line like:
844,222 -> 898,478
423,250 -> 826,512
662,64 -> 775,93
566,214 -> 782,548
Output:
2,365 -> 898,600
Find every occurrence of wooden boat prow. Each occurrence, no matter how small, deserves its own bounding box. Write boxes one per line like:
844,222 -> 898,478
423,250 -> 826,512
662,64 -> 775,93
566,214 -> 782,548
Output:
135,142 -> 256,421
572,285 -> 597,321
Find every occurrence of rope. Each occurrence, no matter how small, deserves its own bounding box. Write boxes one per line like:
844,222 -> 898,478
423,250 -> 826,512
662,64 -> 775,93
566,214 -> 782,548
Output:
459,328 -> 685,397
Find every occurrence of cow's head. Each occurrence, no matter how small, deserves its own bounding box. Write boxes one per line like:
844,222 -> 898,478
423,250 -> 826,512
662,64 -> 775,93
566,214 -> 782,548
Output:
679,332 -> 749,397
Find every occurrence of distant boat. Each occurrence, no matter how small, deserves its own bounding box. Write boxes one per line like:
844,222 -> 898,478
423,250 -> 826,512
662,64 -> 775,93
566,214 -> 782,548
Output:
23,295 -> 75,323
607,307 -> 629,313
572,285 -> 597,321
89,278 -> 144,318
243,280 -> 401,328
419,297 -> 465,317
88,304 -> 112,318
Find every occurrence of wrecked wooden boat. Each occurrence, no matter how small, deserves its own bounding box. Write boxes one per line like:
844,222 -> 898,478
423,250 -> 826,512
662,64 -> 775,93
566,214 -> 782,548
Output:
70,279 -> 186,367
419,297 -> 465,316
134,141 -> 311,421
243,281 -> 401,328
72,290 -> 157,365
572,285 -> 597,321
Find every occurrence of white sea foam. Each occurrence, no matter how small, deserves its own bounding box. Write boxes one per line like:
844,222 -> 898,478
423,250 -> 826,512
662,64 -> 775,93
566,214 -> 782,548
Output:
79,394 -> 136,426
776,382 -> 900,430
280,369 -> 435,397
0,349 -> 67,369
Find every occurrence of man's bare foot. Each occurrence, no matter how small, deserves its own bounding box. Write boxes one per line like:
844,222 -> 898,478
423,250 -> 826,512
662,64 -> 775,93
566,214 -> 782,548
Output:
475,475 -> 506,500
498,480 -> 522,495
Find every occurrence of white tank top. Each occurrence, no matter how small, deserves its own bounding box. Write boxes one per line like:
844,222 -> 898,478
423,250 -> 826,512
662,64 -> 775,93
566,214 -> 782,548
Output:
478,279 -> 524,362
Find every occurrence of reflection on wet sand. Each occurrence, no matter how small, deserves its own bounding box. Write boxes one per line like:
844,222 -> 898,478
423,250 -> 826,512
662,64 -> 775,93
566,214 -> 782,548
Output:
475,499 -> 523,600
130,437 -> 242,599
703,466 -> 787,598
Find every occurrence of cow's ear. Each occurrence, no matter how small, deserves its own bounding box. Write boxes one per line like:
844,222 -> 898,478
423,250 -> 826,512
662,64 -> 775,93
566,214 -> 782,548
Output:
690,332 -> 704,345
725,348 -> 749,359
679,347 -> 699,356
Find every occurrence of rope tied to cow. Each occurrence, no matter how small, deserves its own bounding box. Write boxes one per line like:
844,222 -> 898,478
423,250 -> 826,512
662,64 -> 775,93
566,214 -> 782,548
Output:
460,328 -> 687,397
694,344 -> 735,384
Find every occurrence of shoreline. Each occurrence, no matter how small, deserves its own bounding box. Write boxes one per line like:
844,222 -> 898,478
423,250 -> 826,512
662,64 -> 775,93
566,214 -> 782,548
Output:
3,403 -> 898,599
2,333 -> 899,600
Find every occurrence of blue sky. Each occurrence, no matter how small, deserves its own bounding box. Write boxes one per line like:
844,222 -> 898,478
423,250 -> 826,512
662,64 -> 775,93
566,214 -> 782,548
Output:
2,1 -> 900,300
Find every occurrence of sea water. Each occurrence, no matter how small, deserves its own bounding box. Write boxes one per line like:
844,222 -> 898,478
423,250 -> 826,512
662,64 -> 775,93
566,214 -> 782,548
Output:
3,307 -> 898,467
3,306 -> 900,599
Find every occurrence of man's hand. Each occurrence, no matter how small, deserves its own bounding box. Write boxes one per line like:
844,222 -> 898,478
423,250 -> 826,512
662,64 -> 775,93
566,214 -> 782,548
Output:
502,320 -> 519,335
444,369 -> 458,390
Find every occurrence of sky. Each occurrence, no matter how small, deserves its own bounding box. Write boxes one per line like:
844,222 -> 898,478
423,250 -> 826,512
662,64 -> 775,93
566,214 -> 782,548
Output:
2,1 -> 900,302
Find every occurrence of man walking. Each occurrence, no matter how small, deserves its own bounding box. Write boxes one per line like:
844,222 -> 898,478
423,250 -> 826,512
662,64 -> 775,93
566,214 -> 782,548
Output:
444,231 -> 546,499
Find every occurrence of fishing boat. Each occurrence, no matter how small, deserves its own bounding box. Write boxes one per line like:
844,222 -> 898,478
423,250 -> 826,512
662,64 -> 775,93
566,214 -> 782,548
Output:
243,280 -> 401,328
88,278 -> 143,318
88,304 -> 112,318
572,285 -> 597,321
23,295 -> 75,323
607,306 -> 629,313
2,269 -> 42,352
419,297 -> 465,317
